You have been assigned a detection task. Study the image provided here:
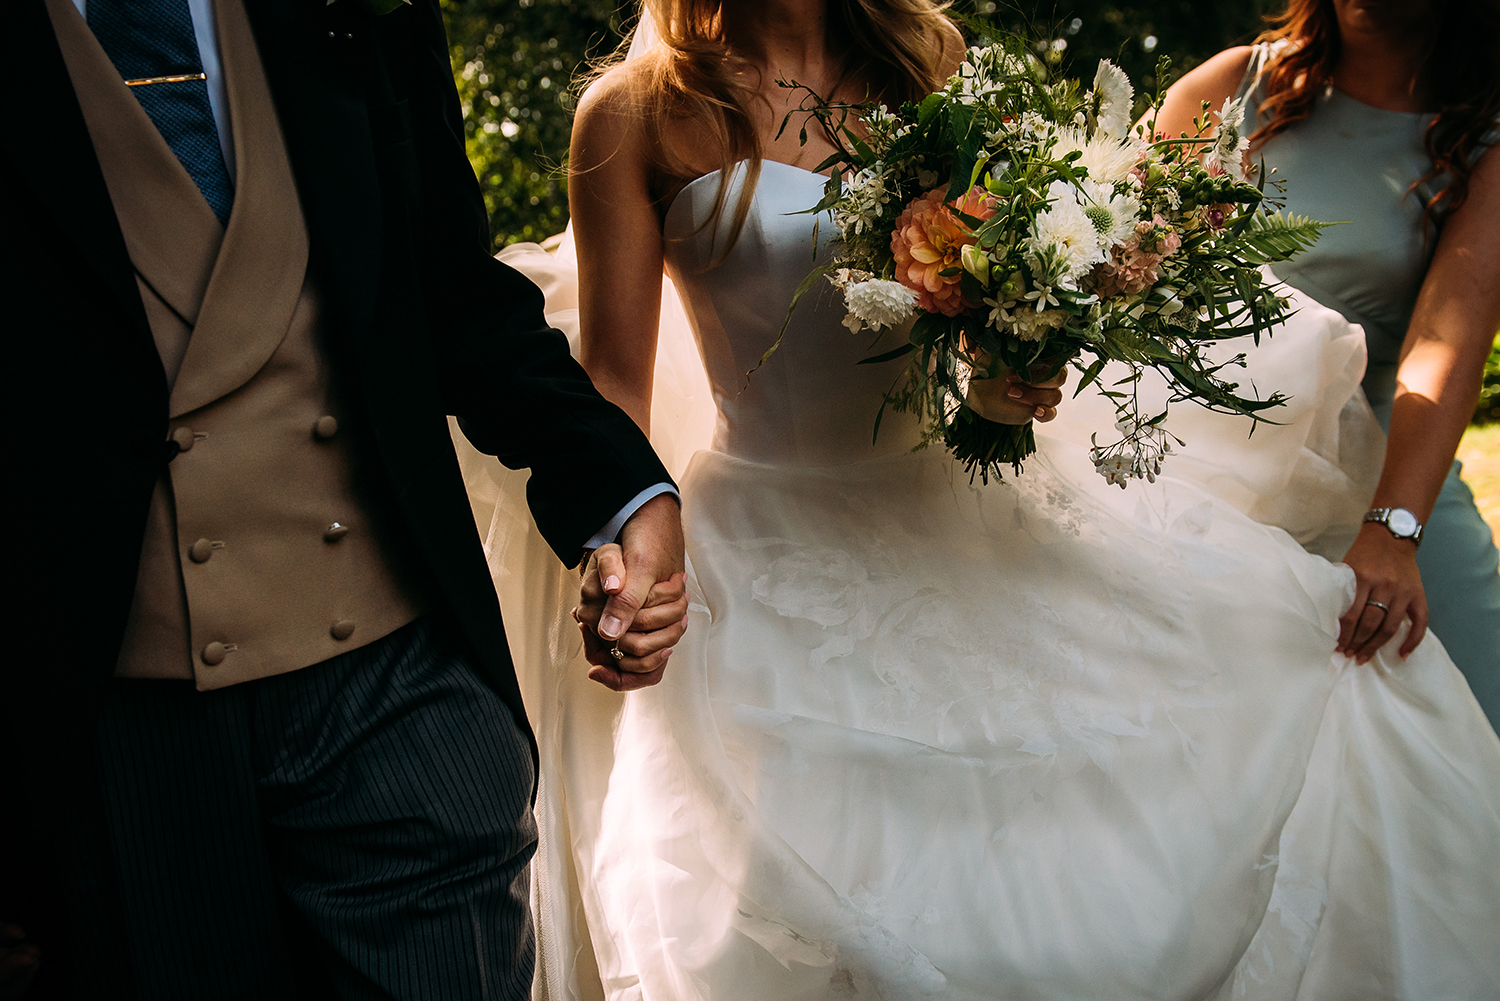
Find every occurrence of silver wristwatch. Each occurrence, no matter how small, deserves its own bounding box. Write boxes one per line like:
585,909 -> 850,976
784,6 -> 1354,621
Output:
1364,507 -> 1424,547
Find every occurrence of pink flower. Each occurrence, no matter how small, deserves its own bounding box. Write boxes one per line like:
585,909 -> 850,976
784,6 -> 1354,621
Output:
1088,214 -> 1180,298
890,185 -> 998,317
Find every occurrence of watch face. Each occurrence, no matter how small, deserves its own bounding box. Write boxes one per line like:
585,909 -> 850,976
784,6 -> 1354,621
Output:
1388,508 -> 1419,537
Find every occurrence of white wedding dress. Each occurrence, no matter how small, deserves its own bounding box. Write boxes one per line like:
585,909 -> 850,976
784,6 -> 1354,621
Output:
453,161 -> 1500,1001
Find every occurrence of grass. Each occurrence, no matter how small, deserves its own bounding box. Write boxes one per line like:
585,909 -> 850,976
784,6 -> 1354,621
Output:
1457,423 -> 1500,546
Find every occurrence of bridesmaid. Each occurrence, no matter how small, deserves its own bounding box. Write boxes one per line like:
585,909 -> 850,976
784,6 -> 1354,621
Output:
1157,0 -> 1500,719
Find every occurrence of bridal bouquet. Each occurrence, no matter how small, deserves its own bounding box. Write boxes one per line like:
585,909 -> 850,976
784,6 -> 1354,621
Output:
781,34 -> 1325,485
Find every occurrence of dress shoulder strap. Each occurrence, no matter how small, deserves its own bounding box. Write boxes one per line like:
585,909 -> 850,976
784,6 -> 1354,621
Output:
1234,42 -> 1279,103
1235,41 -> 1286,132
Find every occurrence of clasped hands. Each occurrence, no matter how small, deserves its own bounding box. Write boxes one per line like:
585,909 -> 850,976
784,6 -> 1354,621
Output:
573,492 -> 689,691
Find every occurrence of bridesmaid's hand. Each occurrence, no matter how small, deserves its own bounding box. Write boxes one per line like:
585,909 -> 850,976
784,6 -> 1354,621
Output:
967,363 -> 1068,425
1338,525 -> 1429,663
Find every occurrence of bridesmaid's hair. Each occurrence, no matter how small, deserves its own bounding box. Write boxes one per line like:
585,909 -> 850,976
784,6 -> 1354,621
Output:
1250,0 -> 1500,223
589,0 -> 957,254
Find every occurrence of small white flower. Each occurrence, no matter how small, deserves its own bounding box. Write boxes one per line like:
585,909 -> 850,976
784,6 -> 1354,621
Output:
983,296 -> 1018,328
843,278 -> 917,332
1205,95 -> 1251,180
1091,410 -> 1178,487
834,164 -> 895,237
1024,284 -> 1059,311
1092,60 -> 1135,140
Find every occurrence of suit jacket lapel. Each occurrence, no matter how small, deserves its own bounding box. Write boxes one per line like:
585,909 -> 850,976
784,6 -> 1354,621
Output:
167,0 -> 310,418
5,0 -> 166,398
45,0 -> 223,368
241,0 -> 383,343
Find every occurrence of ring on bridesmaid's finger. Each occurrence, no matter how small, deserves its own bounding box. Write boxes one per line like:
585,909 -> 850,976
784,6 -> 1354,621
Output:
1365,599 -> 1390,614
609,642 -> 625,662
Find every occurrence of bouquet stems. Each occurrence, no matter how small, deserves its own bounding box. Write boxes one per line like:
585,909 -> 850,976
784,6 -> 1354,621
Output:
945,407 -> 1036,483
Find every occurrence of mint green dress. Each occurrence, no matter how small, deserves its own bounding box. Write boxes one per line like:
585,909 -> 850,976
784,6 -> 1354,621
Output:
1238,45 -> 1500,720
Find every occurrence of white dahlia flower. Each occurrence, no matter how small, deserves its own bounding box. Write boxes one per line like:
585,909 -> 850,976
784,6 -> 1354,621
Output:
1079,180 -> 1142,249
844,278 -> 918,332
1052,126 -> 1146,186
1027,181 -> 1105,287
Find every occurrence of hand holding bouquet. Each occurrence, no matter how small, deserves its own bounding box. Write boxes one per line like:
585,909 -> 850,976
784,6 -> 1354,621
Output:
782,31 -> 1326,486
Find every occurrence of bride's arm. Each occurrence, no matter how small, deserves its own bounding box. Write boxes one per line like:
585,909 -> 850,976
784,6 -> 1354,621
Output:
568,68 -> 689,690
570,67 -> 666,433
1340,149 -> 1500,663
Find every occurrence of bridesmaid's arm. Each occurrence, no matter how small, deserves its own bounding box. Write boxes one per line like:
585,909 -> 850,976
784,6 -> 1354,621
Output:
1341,148 -> 1500,663
1150,47 -> 1252,154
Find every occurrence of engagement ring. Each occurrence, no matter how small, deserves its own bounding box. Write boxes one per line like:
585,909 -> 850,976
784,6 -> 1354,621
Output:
1365,600 -> 1391,613
609,642 -> 624,662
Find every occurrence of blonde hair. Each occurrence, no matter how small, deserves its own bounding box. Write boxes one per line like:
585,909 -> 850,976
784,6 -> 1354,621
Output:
590,0 -> 957,254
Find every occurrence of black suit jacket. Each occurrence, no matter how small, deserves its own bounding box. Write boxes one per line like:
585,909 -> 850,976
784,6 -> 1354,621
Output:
0,0 -> 668,993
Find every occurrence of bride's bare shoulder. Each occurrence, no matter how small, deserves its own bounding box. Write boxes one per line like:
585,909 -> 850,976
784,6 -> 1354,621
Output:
572,62 -> 656,166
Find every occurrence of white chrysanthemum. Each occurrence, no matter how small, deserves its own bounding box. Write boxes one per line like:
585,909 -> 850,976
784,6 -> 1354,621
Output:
1205,95 -> 1251,180
1092,60 -> 1135,140
844,279 -> 917,332
1052,126 -> 1146,186
1011,307 -> 1069,342
1027,181 -> 1105,287
1079,180 -> 1142,248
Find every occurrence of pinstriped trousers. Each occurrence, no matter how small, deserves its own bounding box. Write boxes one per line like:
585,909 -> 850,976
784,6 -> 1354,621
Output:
95,617 -> 536,1000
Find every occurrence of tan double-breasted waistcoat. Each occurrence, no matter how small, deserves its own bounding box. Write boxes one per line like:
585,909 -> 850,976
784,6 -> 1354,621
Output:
48,0 -> 425,689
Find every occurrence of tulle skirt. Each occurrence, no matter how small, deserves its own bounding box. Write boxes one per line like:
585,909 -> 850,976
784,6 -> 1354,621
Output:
453,240 -> 1500,1000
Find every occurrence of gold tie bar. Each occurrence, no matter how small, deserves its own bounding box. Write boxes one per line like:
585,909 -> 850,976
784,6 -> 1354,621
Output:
124,72 -> 207,87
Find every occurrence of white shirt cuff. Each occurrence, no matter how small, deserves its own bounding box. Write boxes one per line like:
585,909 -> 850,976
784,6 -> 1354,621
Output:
584,483 -> 679,551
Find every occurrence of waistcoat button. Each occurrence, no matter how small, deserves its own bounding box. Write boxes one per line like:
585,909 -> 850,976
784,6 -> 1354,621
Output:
188,538 -> 214,563
330,619 -> 356,641
323,522 -> 351,542
201,641 -> 227,666
313,416 -> 339,440
170,427 -> 195,452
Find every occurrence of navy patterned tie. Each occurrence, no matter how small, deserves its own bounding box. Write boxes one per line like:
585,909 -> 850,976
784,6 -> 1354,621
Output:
88,0 -> 235,224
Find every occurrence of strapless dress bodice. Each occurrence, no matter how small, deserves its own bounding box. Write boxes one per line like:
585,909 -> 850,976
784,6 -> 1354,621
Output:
662,160 -> 923,466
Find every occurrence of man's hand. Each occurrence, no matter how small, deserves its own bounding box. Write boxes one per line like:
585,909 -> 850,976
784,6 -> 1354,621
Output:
967,362 -> 1068,425
574,493 -> 688,691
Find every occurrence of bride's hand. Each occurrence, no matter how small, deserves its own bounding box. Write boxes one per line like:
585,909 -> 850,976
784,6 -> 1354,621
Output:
574,494 -> 689,691
967,362 -> 1068,425
1337,525 -> 1429,664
